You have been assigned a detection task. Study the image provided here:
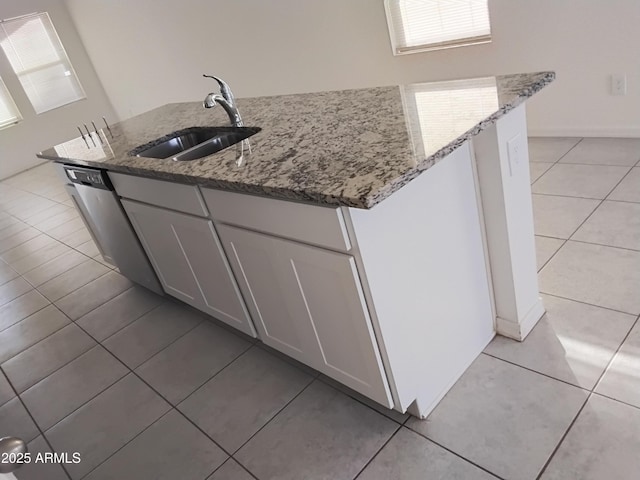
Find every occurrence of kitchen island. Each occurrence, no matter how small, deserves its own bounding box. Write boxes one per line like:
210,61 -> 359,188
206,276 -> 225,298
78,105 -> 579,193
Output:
38,71 -> 554,417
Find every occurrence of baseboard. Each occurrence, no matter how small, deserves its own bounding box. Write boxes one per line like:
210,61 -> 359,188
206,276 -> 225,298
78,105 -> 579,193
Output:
528,127 -> 640,138
0,159 -> 48,181
495,298 -> 546,341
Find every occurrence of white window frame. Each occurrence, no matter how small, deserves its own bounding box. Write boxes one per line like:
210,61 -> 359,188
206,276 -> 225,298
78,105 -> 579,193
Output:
384,0 -> 492,55
0,12 -> 86,114
0,75 -> 22,129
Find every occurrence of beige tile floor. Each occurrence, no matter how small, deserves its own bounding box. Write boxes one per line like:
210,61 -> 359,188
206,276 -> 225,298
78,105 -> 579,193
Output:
0,137 -> 638,479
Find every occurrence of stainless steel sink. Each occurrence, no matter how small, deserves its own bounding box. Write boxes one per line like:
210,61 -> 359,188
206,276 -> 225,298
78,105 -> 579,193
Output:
129,126 -> 260,161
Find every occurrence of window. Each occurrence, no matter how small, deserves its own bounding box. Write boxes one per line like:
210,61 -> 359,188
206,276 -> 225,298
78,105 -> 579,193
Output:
0,75 -> 21,129
0,12 -> 85,114
384,0 -> 491,55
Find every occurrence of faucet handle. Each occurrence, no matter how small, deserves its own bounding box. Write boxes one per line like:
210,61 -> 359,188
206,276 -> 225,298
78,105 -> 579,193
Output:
203,74 -> 235,105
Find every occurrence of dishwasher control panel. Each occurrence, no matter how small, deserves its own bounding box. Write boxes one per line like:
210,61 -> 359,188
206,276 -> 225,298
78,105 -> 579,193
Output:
64,166 -> 113,191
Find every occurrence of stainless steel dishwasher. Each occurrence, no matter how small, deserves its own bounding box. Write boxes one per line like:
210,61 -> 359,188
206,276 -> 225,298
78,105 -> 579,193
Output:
59,164 -> 164,295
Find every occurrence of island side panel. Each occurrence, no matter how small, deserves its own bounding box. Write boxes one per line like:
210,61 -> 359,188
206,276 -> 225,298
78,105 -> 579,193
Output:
347,141 -> 495,417
472,104 -> 545,340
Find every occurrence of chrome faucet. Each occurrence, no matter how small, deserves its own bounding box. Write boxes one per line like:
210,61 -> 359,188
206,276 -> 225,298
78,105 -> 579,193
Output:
202,75 -> 243,127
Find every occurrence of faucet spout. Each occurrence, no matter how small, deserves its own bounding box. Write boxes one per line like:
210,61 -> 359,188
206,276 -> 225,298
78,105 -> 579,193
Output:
202,75 -> 243,127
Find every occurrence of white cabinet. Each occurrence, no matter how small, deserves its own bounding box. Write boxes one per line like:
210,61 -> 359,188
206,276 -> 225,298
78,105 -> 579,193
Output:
217,223 -> 392,407
121,200 -> 256,337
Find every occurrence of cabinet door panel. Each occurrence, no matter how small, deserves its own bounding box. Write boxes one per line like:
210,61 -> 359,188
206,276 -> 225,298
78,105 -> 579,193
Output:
171,221 -> 254,335
218,224 -> 392,407
123,200 -> 199,303
219,225 -> 316,363
285,243 -> 392,407
122,200 -> 255,336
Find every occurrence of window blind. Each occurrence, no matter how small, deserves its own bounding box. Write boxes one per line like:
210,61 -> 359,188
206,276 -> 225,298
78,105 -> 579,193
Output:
0,76 -> 21,129
385,0 -> 491,54
0,12 -> 85,114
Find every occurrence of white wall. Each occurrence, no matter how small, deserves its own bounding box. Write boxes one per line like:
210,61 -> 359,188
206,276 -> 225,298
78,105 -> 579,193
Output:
64,0 -> 640,137
0,0 -> 115,180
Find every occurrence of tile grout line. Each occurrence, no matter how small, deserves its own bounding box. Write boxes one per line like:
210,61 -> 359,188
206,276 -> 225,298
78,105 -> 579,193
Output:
480,352 -> 591,392
28,266 -> 113,306
19,252 -> 104,292
535,235 -> 640,254
534,234 -> 566,241
20,207 -> 76,228
544,160 -> 637,167
49,306 -> 246,469
68,340 -> 299,479
404,425 -> 507,480
536,163 -> 639,274
537,291 -> 640,317
595,197 -> 640,205
496,139 -> 639,478
6,287 -> 232,440
551,237 -> 640,253
65,284 -> 139,327
551,138 -> 583,165
227,367 -> 317,457
157,340 -> 253,407
0,181 -> 70,208
1,366 -> 73,480
352,423 -> 403,480
531,160 -> 640,477
590,314 -> 640,395
51,271 -> 132,318
95,298 -> 201,346
534,314 -> 640,479
76,408 -> 178,480
24,210 -> 81,231
593,390 -> 640,413
0,312 -> 69,369
12,306 -> 130,431
48,269 -> 116,303
533,395 -> 590,480
0,284 -> 151,368
219,372 -> 411,478
234,461 -> 261,480
35,361 -> 127,435
204,457 -> 260,480
315,375 -> 408,425
75,297 -> 164,342
228,376 -> 317,459
0,325 -> 96,395
0,189 -> 64,211
530,191 -> 633,202
1,238 -> 69,268
0,294 -> 52,335
1,207 -> 108,271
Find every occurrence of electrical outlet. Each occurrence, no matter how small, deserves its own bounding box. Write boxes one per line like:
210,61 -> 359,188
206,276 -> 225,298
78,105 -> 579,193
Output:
611,74 -> 627,95
507,134 -> 523,177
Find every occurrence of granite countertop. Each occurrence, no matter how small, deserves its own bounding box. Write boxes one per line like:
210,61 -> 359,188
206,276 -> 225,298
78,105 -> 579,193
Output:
38,72 -> 554,209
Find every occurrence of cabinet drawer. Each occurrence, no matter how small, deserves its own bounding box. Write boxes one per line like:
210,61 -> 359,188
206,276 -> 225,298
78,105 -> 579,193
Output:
201,188 -> 351,252
109,172 -> 208,217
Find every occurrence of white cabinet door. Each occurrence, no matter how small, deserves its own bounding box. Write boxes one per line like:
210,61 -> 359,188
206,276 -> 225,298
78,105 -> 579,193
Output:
218,224 -> 392,407
122,200 -> 255,337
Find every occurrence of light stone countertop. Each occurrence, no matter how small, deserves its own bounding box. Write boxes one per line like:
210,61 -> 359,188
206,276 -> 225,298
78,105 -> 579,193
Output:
38,72 -> 554,209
